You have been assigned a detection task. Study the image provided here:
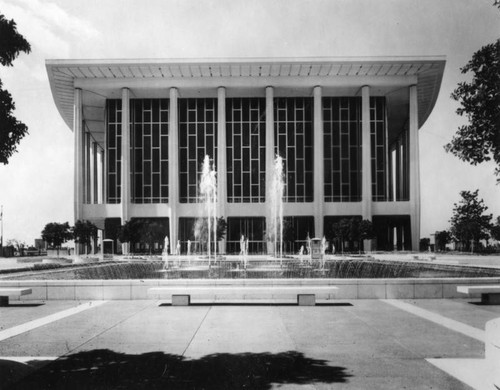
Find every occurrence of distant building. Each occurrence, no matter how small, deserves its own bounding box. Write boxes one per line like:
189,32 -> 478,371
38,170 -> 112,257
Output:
46,57 -> 445,253
34,238 -> 46,250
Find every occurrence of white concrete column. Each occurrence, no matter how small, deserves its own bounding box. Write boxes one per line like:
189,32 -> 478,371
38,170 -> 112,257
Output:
120,88 -> 131,224
313,86 -> 324,238
265,86 -> 275,240
93,142 -> 98,204
361,85 -> 372,220
168,87 -> 179,254
409,85 -> 420,251
85,132 -> 91,204
74,88 -> 83,222
217,87 -> 227,218
101,147 -> 105,204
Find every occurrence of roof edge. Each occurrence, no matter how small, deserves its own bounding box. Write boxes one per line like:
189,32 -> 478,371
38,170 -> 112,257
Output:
46,55 -> 447,68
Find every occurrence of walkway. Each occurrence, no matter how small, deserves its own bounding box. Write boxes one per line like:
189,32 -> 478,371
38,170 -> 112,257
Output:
1,297 -> 499,389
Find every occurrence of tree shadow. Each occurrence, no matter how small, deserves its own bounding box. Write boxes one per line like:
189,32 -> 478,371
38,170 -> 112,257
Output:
6,349 -> 351,390
3,303 -> 45,308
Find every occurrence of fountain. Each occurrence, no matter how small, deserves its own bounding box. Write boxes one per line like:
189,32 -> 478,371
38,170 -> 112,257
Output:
269,154 -> 285,265
198,155 -> 217,264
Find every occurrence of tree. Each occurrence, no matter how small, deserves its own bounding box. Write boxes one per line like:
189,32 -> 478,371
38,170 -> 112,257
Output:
193,217 -> 227,253
445,39 -> 500,182
490,216 -> 500,242
435,230 -> 452,252
358,219 -> 375,252
6,238 -> 25,255
118,219 -> 143,246
72,220 -> 98,255
328,218 -> 352,254
41,222 -> 72,256
449,190 -> 492,252
419,238 -> 431,252
139,221 -> 165,254
0,14 -> 31,164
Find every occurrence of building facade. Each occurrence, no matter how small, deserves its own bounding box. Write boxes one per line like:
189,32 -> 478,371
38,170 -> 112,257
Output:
46,57 -> 445,253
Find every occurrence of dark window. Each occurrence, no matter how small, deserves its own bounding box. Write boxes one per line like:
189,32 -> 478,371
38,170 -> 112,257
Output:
130,99 -> 169,203
226,98 -> 266,203
179,98 -> 218,203
323,97 -> 362,202
274,98 -> 313,202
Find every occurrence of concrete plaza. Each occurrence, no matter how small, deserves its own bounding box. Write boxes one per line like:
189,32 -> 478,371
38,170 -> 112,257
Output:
1,297 -> 499,389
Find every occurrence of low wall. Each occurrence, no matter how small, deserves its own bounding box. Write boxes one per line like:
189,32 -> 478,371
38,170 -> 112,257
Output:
1,277 -> 499,301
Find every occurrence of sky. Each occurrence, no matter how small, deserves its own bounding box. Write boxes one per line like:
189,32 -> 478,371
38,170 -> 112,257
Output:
0,0 -> 499,245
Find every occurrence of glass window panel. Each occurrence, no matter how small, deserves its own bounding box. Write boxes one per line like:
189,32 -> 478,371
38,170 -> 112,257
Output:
161,137 -> 168,159
188,110 -> 196,122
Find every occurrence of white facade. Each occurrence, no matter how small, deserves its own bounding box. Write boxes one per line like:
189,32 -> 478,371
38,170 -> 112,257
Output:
47,57 -> 446,253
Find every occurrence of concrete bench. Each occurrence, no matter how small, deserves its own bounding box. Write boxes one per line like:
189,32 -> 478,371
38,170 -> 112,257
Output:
148,285 -> 338,306
0,288 -> 32,306
457,285 -> 500,304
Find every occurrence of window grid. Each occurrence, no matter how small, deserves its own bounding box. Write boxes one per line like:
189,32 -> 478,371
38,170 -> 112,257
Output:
131,99 -> 169,204
274,98 -> 314,203
370,97 -> 387,201
226,98 -> 266,203
323,97 -> 362,202
106,100 -> 122,204
179,98 -> 218,203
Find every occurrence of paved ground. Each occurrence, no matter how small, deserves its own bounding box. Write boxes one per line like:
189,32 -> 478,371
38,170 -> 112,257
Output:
1,297 -> 499,389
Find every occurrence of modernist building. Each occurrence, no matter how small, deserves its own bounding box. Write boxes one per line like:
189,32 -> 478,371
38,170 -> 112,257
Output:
46,57 -> 445,253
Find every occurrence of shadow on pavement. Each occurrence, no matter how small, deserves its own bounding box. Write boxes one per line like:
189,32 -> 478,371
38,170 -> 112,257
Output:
5,349 -> 351,390
3,303 -> 45,308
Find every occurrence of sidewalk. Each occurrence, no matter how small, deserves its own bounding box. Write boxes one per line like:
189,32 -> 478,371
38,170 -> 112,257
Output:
1,298 -> 499,389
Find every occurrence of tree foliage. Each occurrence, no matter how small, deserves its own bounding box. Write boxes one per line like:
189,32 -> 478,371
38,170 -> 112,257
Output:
118,219 -> 143,244
6,238 -> 25,250
449,190 -> 492,252
139,221 -> 165,254
193,217 -> 227,242
419,238 -> 430,252
358,219 -> 375,241
0,14 -> 31,164
445,39 -> 500,181
0,15 -> 31,66
326,217 -> 374,253
72,220 -> 98,251
490,216 -> 500,242
41,222 -> 72,254
435,230 -> 452,252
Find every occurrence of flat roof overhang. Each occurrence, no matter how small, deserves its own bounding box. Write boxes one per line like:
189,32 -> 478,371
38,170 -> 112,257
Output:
46,56 -> 446,141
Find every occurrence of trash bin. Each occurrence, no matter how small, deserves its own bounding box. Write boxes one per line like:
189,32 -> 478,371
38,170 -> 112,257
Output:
310,238 -> 323,261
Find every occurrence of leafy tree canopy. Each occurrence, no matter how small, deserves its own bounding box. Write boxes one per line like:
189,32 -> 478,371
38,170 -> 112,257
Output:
0,15 -> 31,66
0,14 -> 31,164
445,39 -> 500,181
193,217 -> 227,242
449,190 -> 492,251
491,216 -> 500,242
118,219 -> 143,244
435,230 -> 452,251
41,222 -> 72,249
72,220 -> 98,246
6,238 -> 25,250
